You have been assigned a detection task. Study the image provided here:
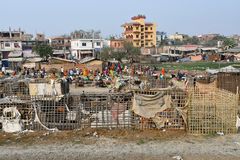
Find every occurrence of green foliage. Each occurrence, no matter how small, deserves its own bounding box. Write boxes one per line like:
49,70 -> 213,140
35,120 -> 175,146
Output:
100,42 -> 141,62
100,47 -> 112,61
204,36 -> 237,49
136,139 -> 145,145
184,36 -> 200,45
110,51 -> 125,62
223,38 -> 237,48
147,61 -> 240,71
33,44 -> 53,60
172,36 -> 200,45
123,41 -> 141,61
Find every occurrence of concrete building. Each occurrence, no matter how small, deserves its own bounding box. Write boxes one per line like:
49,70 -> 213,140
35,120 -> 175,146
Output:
197,34 -> 220,42
0,28 -> 45,68
122,15 -> 156,48
168,45 -> 200,55
71,39 -> 103,60
156,31 -> 167,46
48,36 -> 71,59
110,39 -> 124,49
0,29 -> 24,67
169,32 -> 189,41
49,36 -> 71,50
35,33 -> 46,42
70,30 -> 103,60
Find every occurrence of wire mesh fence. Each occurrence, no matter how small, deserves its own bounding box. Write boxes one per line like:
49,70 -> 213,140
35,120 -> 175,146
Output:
132,89 -> 187,130
0,74 -> 239,134
0,94 -> 134,131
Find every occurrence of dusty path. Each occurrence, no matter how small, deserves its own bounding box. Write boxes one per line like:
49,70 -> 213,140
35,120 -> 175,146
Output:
0,130 -> 240,160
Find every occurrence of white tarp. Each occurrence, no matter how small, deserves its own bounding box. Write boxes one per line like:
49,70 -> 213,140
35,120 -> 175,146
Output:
206,65 -> 240,74
91,110 -> 131,128
236,115 -> 240,129
2,107 -> 22,133
29,82 -> 62,96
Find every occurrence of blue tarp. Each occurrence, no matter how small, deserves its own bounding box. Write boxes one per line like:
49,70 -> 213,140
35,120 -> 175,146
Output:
2,60 -> 9,67
177,57 -> 191,62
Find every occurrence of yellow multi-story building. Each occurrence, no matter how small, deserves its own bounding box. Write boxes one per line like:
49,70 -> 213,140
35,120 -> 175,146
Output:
122,15 -> 156,48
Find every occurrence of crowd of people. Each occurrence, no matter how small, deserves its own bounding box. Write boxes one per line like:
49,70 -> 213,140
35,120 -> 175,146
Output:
0,61 -> 195,90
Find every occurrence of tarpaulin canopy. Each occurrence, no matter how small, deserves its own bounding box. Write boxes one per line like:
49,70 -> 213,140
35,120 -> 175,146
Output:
132,91 -> 189,127
132,92 -> 172,118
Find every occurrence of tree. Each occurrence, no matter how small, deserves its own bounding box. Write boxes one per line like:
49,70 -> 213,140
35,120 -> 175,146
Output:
99,42 -> 141,63
123,42 -> 141,62
33,44 -> 53,60
99,47 -> 111,61
110,51 -> 126,62
203,35 -> 237,49
184,36 -> 200,45
222,38 -> 237,49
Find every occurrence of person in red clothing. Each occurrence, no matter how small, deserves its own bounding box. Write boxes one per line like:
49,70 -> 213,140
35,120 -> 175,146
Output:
161,67 -> 165,77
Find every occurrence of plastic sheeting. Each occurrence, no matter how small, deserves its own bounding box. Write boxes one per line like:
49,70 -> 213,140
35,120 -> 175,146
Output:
133,92 -> 172,119
236,115 -> 240,129
2,107 -> 22,133
133,92 -> 188,127
29,82 -> 62,96
190,55 -> 202,61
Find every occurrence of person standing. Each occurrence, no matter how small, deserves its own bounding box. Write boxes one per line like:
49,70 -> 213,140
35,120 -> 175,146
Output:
2,65 -> 6,74
60,66 -> 64,77
161,67 -> 165,77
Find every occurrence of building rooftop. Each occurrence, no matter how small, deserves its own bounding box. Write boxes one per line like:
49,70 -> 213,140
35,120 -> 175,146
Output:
131,15 -> 146,20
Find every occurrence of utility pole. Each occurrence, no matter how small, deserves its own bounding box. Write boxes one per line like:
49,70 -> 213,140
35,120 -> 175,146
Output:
92,31 -> 95,58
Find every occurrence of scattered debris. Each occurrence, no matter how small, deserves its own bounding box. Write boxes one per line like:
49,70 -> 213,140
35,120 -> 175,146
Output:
172,155 -> 183,160
93,131 -> 99,138
217,132 -> 224,136
2,107 -> 22,133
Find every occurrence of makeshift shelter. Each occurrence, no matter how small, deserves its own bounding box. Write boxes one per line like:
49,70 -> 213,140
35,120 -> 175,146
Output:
8,51 -> 23,70
77,58 -> 103,73
217,66 -> 240,94
190,55 -> 202,61
23,57 -> 42,70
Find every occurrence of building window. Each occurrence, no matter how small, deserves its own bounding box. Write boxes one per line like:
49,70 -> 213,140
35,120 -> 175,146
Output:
145,27 -> 148,30
82,43 -> 86,46
145,42 -> 149,46
14,43 -> 20,48
145,35 -> 148,38
136,35 -> 139,38
96,42 -> 101,46
151,35 -> 153,38
5,43 -> 10,47
150,27 -> 153,30
136,27 -> 139,30
114,43 -> 117,47
136,43 -> 139,46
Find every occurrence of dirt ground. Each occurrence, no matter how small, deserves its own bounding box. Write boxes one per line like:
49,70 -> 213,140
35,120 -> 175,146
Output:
0,129 -> 240,160
70,84 -> 110,94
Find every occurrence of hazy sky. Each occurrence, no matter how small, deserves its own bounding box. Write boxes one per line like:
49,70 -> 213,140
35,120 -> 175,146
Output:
0,0 -> 239,37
